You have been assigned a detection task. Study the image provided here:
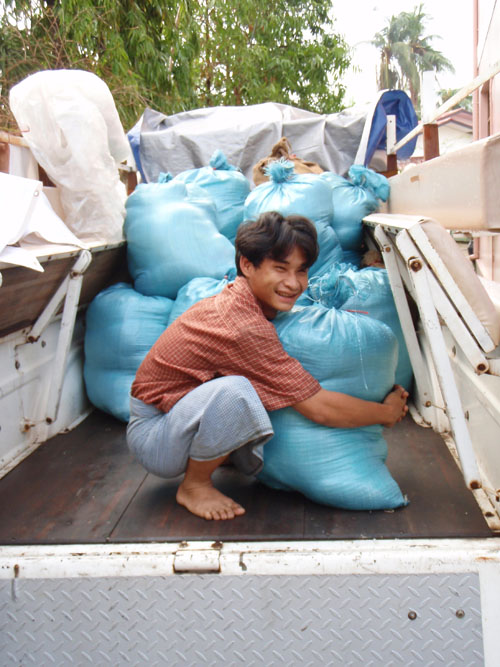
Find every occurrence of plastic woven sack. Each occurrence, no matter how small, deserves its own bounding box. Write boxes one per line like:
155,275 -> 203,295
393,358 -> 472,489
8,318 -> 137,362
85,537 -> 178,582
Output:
320,166 -> 389,264
84,283 -> 173,421
243,159 -> 344,276
167,273 -> 235,325
125,179 -> 236,299
306,265 -> 413,390
245,159 -> 333,225
173,150 -> 250,242
258,304 -> 407,510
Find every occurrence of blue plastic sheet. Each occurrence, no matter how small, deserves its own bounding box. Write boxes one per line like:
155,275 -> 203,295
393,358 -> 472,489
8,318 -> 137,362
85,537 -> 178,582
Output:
258,303 -> 407,510
125,179 -> 236,299
127,116 -> 146,182
173,150 -> 250,242
84,283 -> 173,421
364,90 -> 418,166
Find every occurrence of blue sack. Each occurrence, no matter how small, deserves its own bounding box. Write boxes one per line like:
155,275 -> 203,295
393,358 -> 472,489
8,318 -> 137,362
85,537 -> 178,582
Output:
167,273 -> 235,325
173,150 -> 250,243
245,159 -> 334,226
340,268 -> 412,390
244,159 -> 344,276
125,179 -> 236,299
306,265 -> 413,390
84,283 -> 173,422
258,304 -> 407,510
320,166 -> 389,265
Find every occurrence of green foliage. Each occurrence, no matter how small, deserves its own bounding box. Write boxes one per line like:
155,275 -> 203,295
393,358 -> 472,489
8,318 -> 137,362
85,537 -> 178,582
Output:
372,3 -> 454,107
439,88 -> 472,113
193,0 -> 350,113
0,0 -> 350,133
0,0 -> 201,131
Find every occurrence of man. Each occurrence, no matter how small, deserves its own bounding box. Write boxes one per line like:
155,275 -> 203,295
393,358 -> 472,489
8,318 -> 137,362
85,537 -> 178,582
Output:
127,211 -> 408,521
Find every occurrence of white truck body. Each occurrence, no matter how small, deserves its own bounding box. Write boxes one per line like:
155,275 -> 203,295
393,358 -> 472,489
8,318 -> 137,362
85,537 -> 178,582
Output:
1,183 -> 499,666
2,0 -> 500,654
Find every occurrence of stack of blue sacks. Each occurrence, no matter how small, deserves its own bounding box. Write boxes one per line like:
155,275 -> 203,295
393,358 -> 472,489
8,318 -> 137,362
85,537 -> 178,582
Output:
84,150 -> 409,510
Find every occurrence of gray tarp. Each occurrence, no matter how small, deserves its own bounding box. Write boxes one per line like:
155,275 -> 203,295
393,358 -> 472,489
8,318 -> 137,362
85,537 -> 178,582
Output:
138,102 -> 369,185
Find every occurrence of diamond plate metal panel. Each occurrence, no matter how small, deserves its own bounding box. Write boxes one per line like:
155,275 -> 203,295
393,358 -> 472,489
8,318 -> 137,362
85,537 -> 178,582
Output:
1,573 -> 483,665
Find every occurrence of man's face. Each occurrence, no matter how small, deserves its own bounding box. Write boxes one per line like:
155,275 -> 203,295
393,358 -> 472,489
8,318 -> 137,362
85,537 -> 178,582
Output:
240,245 -> 309,319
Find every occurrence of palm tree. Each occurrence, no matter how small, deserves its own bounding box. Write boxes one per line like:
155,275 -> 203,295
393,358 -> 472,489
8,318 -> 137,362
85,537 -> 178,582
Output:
372,4 -> 454,107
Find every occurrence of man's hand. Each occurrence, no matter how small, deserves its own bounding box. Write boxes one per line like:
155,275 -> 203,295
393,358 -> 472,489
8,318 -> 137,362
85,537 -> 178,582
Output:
382,385 -> 409,427
293,385 -> 409,429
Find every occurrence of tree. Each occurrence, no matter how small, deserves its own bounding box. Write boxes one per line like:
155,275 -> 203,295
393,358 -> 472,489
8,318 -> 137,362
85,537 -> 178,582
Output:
372,4 -> 454,107
439,88 -> 472,113
193,0 -> 350,113
0,0 -> 350,133
0,0 -> 200,131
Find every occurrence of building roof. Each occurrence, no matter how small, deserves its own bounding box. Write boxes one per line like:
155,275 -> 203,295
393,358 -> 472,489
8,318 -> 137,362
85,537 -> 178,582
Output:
436,108 -> 473,132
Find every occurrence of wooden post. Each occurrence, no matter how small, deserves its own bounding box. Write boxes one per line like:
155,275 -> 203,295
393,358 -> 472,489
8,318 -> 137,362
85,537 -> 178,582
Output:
385,153 -> 398,176
0,131 -> 28,174
0,141 -> 9,174
423,123 -> 440,161
126,170 -> 138,194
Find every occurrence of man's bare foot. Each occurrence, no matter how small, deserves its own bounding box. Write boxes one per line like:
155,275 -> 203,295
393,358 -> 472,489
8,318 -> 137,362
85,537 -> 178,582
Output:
176,481 -> 246,520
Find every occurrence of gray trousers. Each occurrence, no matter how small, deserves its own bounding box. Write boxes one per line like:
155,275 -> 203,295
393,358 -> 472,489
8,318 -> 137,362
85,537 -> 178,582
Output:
126,376 -> 274,478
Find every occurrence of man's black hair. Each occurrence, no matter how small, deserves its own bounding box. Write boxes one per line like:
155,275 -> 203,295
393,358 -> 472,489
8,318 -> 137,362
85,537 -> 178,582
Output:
235,211 -> 318,276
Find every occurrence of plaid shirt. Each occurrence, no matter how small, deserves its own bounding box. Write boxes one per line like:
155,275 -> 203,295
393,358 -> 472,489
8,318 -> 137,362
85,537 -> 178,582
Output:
132,276 -> 320,413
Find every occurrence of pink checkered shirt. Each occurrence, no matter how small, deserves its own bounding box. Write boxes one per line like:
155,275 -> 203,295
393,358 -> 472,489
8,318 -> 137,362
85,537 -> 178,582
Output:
132,276 -> 321,413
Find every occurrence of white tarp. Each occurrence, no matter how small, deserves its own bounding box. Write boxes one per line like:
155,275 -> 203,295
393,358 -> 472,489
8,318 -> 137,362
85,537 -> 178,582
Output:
9,70 -> 130,244
0,172 -> 86,271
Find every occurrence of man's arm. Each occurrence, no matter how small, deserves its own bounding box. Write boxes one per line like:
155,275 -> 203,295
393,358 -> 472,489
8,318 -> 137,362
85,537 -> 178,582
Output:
293,385 -> 408,429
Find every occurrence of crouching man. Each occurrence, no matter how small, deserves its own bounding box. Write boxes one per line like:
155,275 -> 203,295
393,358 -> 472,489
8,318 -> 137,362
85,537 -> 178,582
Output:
127,211 -> 408,521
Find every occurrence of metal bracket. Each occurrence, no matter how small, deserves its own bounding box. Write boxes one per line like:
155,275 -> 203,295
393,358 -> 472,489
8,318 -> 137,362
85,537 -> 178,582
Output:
373,226 -> 435,424
394,230 -> 481,490
26,250 -> 92,427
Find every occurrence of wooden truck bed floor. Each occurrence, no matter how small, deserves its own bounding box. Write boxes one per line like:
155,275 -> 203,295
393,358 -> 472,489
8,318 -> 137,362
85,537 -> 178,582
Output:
0,410 -> 492,545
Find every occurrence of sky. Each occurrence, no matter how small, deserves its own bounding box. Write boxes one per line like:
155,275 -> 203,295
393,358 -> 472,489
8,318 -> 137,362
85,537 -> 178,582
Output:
332,0 -> 474,108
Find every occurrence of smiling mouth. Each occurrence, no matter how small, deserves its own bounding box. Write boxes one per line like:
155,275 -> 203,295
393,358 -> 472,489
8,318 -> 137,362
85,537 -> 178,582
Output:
276,290 -> 298,299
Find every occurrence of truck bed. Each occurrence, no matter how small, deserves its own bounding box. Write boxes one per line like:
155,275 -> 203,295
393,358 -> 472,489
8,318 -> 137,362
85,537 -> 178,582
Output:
0,410 -> 492,544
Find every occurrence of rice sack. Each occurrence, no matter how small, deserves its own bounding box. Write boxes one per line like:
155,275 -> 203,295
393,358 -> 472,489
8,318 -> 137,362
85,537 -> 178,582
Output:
84,283 -> 173,421
306,265 -> 413,390
244,159 -> 344,277
125,179 -> 235,299
173,150 -> 250,242
321,166 -> 389,266
258,303 -> 407,510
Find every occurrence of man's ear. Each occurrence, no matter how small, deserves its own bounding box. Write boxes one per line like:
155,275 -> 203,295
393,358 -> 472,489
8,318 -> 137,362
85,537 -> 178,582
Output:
239,255 -> 253,278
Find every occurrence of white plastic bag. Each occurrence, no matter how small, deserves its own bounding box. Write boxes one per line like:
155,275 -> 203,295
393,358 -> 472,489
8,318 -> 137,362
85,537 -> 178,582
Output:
9,70 -> 130,243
